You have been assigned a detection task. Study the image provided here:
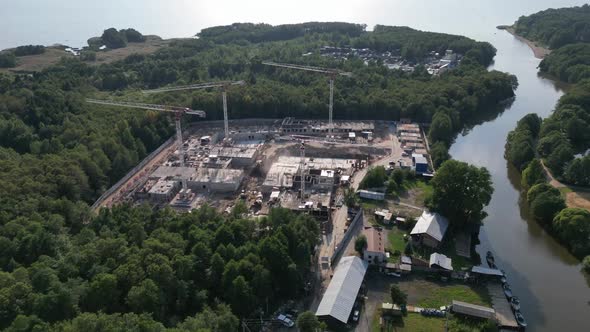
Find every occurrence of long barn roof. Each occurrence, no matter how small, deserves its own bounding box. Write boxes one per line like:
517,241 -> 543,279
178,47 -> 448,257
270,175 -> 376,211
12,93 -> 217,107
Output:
316,256 -> 368,324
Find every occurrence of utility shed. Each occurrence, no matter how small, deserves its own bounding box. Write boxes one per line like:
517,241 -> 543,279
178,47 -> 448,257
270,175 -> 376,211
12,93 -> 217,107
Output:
410,211 -> 449,248
429,253 -> 453,271
451,300 -> 495,320
471,266 -> 504,277
316,256 -> 368,325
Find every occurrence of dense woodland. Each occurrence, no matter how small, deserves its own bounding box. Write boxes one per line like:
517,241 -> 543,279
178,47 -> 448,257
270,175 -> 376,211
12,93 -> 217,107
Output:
0,23 -> 518,330
539,43 -> 590,83
515,5 -> 590,84
506,6 -> 590,261
514,4 -> 590,49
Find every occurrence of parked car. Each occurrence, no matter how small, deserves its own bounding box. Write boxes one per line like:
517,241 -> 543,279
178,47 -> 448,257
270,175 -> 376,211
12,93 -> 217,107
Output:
276,314 -> 295,328
352,310 -> 360,322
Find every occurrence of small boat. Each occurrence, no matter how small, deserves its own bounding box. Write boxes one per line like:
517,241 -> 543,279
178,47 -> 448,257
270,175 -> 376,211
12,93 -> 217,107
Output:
510,296 -> 521,311
503,283 -> 513,299
515,310 -> 527,328
486,251 -> 495,268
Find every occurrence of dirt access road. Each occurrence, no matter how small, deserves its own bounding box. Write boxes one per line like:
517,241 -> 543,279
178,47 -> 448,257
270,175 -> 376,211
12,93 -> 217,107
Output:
540,160 -> 590,210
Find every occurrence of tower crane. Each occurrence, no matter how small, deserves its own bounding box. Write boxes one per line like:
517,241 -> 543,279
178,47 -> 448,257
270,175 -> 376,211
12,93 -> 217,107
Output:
85,98 -> 206,192
262,61 -> 352,136
300,141 -> 306,199
142,80 -> 245,139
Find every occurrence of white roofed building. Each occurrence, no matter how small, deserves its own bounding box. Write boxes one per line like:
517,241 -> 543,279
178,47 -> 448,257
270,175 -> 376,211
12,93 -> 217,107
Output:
410,211 -> 449,248
316,256 -> 368,326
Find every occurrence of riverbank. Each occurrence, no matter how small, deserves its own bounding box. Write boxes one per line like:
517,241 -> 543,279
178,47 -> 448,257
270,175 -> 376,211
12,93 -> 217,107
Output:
497,26 -> 551,59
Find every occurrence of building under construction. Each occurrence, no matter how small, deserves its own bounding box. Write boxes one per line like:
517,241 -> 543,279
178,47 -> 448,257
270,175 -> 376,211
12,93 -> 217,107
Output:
280,117 -> 374,138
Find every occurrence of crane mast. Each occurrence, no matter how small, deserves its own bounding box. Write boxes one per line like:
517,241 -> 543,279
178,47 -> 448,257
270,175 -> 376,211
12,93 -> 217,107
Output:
86,98 -> 207,192
300,141 -> 305,200
262,61 -> 352,136
142,80 -> 245,139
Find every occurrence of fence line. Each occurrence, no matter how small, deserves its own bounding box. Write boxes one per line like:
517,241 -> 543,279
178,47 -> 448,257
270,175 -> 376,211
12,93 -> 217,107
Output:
331,209 -> 364,266
90,137 -> 176,212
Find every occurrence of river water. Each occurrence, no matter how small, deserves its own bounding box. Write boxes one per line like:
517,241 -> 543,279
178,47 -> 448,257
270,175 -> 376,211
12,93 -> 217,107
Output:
3,0 -> 590,330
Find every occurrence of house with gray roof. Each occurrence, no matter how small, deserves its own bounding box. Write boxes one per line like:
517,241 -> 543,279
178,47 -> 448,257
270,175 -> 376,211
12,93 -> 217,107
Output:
410,210 -> 449,248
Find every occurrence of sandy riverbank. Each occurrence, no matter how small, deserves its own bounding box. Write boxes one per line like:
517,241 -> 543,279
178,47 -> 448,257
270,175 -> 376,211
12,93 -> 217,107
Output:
498,26 -> 551,59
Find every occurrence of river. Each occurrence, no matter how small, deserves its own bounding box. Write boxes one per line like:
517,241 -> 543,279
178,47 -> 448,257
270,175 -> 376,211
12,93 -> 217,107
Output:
3,0 -> 590,330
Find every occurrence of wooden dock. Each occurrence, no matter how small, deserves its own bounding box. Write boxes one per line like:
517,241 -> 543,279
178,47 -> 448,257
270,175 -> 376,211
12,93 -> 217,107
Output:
487,283 -> 520,329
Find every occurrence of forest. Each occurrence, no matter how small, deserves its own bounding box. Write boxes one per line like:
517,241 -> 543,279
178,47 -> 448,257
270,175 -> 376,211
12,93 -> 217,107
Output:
506,5 -> 590,262
0,23 -> 517,330
539,43 -> 590,83
515,5 -> 590,84
514,4 -> 590,49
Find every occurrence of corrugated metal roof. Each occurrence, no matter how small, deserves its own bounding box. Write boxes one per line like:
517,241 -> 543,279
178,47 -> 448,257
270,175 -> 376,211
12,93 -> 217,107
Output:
451,300 -> 495,319
316,256 -> 368,323
429,253 -> 453,271
410,211 -> 449,242
471,266 -> 504,276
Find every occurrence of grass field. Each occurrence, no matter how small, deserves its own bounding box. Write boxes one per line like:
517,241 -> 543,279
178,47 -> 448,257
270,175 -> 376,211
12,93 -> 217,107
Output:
371,312 -> 445,332
387,227 -> 407,258
416,283 -> 491,308
1,36 -> 174,73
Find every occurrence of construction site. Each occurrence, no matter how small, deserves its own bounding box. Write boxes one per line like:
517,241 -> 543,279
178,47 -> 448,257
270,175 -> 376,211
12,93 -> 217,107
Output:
88,62 -> 434,297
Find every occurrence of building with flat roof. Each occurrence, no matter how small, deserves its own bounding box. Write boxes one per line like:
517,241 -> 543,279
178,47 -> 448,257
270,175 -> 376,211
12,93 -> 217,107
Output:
316,256 -> 368,326
412,154 -> 429,174
410,211 -> 449,248
209,146 -> 259,167
148,179 -> 180,202
262,163 -> 299,192
188,168 -> 244,193
363,226 -> 386,265
150,166 -> 195,181
280,117 -> 374,135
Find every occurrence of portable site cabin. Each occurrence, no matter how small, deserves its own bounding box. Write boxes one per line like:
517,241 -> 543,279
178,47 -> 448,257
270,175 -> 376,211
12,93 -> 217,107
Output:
359,190 -> 385,201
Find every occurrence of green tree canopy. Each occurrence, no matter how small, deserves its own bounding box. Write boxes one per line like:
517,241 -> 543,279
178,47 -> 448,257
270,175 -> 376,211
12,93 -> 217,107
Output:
360,166 -> 387,189
521,159 -> 546,189
552,208 -> 590,257
390,284 -> 407,306
355,235 -> 368,255
296,311 -> 324,332
429,160 -> 493,228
